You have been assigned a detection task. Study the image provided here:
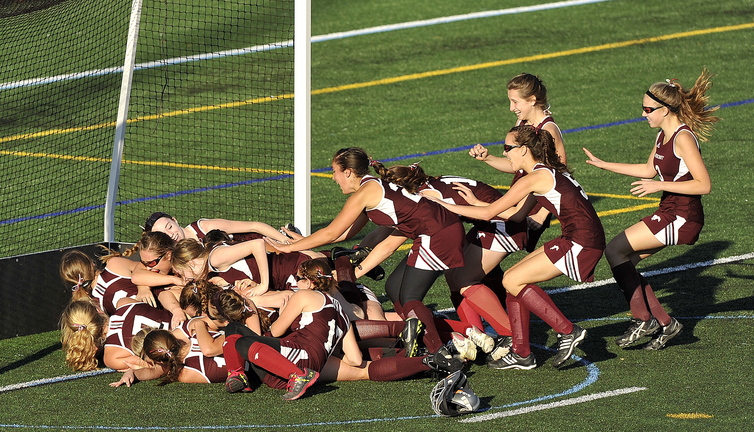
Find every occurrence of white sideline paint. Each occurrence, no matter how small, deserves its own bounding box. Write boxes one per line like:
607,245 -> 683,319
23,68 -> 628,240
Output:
0,0 -> 613,91
0,368 -> 114,394
546,252 -> 754,295
460,387 -> 647,423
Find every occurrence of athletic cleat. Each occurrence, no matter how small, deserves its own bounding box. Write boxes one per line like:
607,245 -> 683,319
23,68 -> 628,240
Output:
282,368 -> 320,401
465,326 -> 495,353
399,317 -> 424,357
487,351 -> 537,370
423,346 -> 464,374
451,332 -> 477,361
485,336 -> 513,363
616,317 -> 660,347
643,318 -> 683,351
331,246 -> 372,266
364,264 -> 385,281
551,325 -> 587,368
224,369 -> 253,393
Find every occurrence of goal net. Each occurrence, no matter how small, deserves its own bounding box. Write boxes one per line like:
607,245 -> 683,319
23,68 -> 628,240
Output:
0,0 -> 296,259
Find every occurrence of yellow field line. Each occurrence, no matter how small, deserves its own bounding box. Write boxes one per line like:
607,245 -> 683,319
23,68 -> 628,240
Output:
0,149 -> 293,175
2,22 -> 752,147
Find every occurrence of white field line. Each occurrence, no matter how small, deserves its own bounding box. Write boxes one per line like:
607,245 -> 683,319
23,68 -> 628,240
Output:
0,0 -> 613,91
0,368 -> 114,394
547,252 -> 754,295
460,387 -> 647,423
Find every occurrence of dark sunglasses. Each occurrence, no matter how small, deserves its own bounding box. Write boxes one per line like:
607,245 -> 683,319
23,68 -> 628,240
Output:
295,275 -> 308,282
642,105 -> 664,114
141,253 -> 166,268
503,144 -> 523,153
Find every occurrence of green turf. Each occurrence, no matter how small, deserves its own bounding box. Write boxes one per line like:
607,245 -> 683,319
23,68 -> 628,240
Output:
2,0 -> 754,430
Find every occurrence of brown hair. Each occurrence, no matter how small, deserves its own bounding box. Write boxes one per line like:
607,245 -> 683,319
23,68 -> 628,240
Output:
141,329 -> 186,386
59,250 -> 99,302
381,162 -> 437,194
509,125 -> 569,174
332,147 -> 372,177
171,238 -> 209,280
507,73 -> 550,114
298,259 -> 337,293
100,231 -> 175,263
646,68 -> 719,142
211,289 -> 258,324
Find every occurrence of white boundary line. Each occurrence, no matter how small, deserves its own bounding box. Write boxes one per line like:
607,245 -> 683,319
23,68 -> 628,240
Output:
547,252 -> 754,295
0,0 -> 613,91
0,368 -> 114,394
460,387 -> 647,423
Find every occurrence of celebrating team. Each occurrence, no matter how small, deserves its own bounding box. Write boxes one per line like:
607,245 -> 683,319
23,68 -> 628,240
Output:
59,70 -> 717,401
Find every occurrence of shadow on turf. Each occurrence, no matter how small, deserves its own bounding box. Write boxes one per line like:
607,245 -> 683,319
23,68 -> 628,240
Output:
0,342 -> 61,375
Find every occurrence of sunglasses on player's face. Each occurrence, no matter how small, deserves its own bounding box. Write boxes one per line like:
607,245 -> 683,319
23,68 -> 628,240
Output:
141,253 -> 166,268
503,144 -> 523,153
642,105 -> 664,114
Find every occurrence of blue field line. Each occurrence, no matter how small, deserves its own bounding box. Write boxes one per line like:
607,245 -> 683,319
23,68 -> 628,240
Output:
0,0 -> 612,91
3,97 -> 752,228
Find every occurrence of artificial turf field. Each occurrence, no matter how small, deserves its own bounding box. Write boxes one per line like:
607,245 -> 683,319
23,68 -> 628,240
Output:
1,0 -> 753,430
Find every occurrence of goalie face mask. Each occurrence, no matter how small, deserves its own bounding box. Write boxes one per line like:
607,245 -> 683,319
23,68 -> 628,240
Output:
430,370 -> 481,417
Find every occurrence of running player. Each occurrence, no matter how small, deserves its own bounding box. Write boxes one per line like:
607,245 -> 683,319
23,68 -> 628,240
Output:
582,70 -> 718,350
470,73 -> 567,252
425,125 -> 605,369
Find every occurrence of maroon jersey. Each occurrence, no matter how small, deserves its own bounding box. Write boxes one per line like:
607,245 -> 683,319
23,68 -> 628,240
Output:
422,176 -> 503,221
532,164 -> 605,250
422,176 -> 527,252
105,303 -> 172,355
186,219 -> 210,242
263,292 -> 350,389
362,175 -> 460,239
94,268 -> 139,315
176,319 -> 226,383
208,244 -> 310,291
361,175 -> 465,270
652,125 -> 704,224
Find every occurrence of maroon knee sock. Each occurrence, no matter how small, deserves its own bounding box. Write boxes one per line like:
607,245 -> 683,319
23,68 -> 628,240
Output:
506,293 -> 531,357
223,334 -> 245,372
368,356 -> 429,381
353,319 -> 404,340
640,276 -> 671,325
246,342 -> 303,379
462,284 -> 513,336
335,256 -> 363,305
611,261 -> 651,321
456,299 -> 485,331
516,284 -> 572,335
402,300 -> 443,352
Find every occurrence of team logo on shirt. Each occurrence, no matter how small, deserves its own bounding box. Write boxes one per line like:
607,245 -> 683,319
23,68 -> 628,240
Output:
550,245 -> 560,251
651,215 -> 661,222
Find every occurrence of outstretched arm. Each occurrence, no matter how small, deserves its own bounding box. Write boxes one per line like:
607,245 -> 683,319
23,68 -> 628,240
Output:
199,219 -> 291,243
469,143 -> 517,174
583,147 -> 657,179
266,182 -> 379,253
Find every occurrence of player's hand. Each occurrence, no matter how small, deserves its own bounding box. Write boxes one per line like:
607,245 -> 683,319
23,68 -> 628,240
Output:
469,144 -> 489,160
630,179 -> 662,197
109,370 -> 136,388
582,148 -> 605,168
452,182 -> 481,205
264,237 -> 293,253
